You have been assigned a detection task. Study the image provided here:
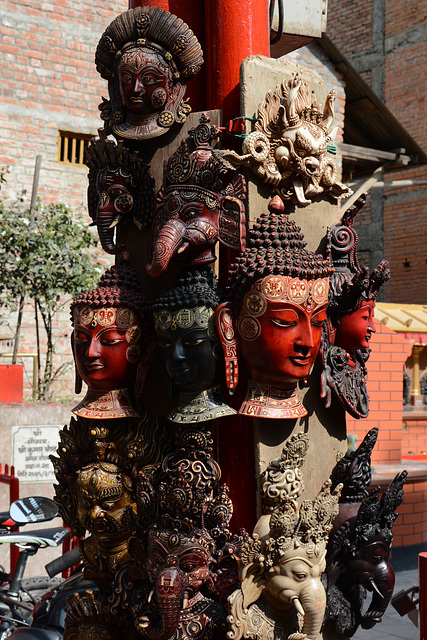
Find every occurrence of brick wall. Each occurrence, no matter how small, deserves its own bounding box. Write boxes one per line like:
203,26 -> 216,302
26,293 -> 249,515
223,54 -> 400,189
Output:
0,0 -> 127,208
346,322 -> 427,546
0,0 -> 122,398
346,321 -> 412,465
327,0 -> 427,304
325,0 -> 374,57
402,421 -> 427,456
393,480 -> 427,547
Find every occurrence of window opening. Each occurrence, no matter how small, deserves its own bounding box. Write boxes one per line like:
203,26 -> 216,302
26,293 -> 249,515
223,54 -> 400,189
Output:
58,131 -> 93,165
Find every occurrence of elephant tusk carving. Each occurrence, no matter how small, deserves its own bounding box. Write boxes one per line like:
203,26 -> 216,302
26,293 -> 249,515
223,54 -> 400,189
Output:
368,577 -> 385,599
177,242 -> 190,254
109,216 -> 121,229
290,595 -> 305,617
292,178 -> 312,206
138,615 -> 150,629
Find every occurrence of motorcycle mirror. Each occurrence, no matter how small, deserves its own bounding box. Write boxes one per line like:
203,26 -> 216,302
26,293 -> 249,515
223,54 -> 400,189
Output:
9,497 -> 58,524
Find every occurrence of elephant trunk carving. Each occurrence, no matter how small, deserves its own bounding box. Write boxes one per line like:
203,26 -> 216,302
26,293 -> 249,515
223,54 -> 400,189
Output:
298,581 -> 327,640
361,564 -> 395,629
146,219 -> 186,278
143,568 -> 184,640
97,211 -> 120,255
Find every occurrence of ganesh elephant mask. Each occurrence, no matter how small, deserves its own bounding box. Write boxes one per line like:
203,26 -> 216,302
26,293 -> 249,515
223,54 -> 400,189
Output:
240,547 -> 328,640
146,114 -> 247,278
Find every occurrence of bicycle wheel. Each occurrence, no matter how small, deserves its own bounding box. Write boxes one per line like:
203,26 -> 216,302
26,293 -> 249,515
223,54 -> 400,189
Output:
21,577 -> 63,607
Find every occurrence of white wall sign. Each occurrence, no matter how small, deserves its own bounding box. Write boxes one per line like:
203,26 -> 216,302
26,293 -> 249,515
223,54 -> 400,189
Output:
12,425 -> 61,483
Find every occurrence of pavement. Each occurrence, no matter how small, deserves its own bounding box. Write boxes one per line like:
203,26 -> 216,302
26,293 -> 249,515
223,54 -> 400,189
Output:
353,568 -> 419,640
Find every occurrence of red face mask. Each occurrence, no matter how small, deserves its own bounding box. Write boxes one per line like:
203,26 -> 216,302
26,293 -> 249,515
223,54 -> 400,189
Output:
335,301 -> 376,354
236,276 -> 329,388
118,49 -> 171,117
73,307 -> 141,392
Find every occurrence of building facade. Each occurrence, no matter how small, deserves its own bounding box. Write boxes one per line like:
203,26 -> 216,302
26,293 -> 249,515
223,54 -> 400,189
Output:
327,0 -> 427,303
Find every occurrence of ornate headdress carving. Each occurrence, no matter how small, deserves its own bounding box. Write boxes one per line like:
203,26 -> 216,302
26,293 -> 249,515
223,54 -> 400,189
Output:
137,426 -> 233,545
214,73 -> 352,205
260,432 -> 309,513
327,194 -> 390,319
151,266 -> 221,317
330,470 -> 407,556
159,114 -> 247,209
95,7 -> 203,138
85,129 -> 155,230
51,414 -> 170,537
245,433 -> 342,567
264,479 -> 342,566
71,259 -> 148,329
330,427 -> 378,503
96,7 -> 203,82
227,200 -> 333,311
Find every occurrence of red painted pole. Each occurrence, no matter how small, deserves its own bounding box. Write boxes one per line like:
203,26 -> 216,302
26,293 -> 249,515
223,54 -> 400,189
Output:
420,552 -> 427,639
204,0 -> 269,534
127,0 -> 271,535
205,0 -> 270,123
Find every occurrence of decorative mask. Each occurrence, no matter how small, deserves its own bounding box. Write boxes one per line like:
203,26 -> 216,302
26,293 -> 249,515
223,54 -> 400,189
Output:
213,73 -> 352,206
325,464 -> 407,638
320,194 -> 390,418
227,433 -> 342,640
75,461 -> 135,579
329,427 -> 378,508
216,198 -> 333,419
110,427 -> 240,640
146,114 -> 247,278
85,130 -> 155,255
151,267 -> 236,423
95,7 -> 203,140
51,413 -> 172,600
71,260 -> 155,419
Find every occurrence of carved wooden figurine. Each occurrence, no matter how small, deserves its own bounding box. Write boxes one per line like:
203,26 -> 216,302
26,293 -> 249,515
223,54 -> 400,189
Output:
51,413 -> 170,598
214,72 -> 352,206
216,198 -> 333,418
110,426 -> 240,640
85,130 -> 154,255
320,194 -> 390,418
152,267 -> 236,422
71,260 -> 155,419
325,430 -> 406,638
227,433 -> 342,640
146,114 -> 247,278
95,6 -> 203,140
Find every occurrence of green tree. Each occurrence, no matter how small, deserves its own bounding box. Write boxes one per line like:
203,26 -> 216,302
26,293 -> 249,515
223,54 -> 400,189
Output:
0,194 -> 102,399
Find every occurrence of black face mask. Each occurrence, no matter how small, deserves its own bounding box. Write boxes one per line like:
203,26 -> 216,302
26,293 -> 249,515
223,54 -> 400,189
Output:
157,325 -> 219,393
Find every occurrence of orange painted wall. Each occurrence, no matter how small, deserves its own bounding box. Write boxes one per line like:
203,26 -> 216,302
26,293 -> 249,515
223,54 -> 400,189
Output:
346,321 -> 412,465
345,322 -> 427,546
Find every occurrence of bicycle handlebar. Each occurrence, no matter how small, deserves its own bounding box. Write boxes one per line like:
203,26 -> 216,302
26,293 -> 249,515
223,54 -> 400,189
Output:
45,547 -> 80,578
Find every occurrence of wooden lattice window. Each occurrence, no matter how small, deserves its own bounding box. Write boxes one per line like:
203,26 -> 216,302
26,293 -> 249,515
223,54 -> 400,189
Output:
58,131 -> 93,166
